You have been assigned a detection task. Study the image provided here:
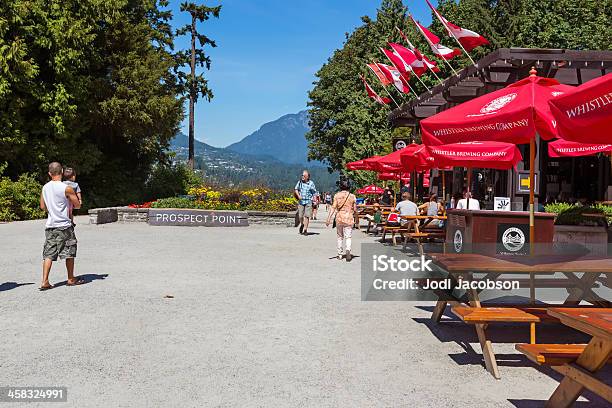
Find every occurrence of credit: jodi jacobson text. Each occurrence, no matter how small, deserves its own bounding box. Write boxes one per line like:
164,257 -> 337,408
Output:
372,278 -> 520,291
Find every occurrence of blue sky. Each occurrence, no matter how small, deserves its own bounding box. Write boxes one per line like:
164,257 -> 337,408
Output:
169,0 -> 433,147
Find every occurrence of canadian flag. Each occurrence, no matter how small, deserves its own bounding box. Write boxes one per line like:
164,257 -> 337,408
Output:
388,43 -> 428,77
426,0 -> 489,52
367,63 -> 392,86
360,75 -> 391,105
395,28 -> 433,75
376,63 -> 411,94
381,47 -> 411,75
423,55 -> 441,73
410,15 -> 461,60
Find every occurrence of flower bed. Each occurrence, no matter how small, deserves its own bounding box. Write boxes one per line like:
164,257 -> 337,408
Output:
151,186 -> 296,212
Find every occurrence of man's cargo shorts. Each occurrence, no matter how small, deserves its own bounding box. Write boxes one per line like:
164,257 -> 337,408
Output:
43,226 -> 77,260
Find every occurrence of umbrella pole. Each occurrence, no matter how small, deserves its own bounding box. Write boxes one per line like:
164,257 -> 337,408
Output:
442,170 -> 446,204
466,168 -> 471,210
529,137 -> 536,255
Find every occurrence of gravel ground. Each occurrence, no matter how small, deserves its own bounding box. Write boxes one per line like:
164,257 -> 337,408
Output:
0,209 -> 607,407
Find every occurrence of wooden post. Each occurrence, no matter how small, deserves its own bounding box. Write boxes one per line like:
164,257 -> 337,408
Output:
529,67 -> 537,256
530,137 -> 536,255
466,168 -> 472,210
442,169 -> 446,203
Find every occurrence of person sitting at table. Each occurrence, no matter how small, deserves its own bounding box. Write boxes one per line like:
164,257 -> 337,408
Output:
364,203 -> 383,233
419,194 -> 444,226
456,191 -> 480,210
395,192 -> 418,225
380,185 -> 393,206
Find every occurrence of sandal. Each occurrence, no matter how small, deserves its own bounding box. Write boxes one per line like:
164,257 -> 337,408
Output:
66,279 -> 85,286
39,285 -> 54,291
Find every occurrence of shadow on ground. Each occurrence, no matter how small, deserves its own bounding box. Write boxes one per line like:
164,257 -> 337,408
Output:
53,273 -> 109,288
0,282 -> 34,292
414,304 -> 611,407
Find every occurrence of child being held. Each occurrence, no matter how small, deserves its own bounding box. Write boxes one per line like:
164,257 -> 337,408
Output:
62,167 -> 82,225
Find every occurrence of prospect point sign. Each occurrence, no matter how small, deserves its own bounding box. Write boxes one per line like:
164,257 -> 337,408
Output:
148,209 -> 249,227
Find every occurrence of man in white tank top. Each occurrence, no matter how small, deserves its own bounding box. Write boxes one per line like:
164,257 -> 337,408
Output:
39,162 -> 83,290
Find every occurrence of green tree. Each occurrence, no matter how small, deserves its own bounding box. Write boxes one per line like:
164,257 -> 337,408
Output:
175,2 -> 221,169
306,0 -> 414,187
0,0 -> 183,208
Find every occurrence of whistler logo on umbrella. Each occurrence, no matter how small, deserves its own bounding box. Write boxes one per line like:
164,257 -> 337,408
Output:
467,93 -> 517,117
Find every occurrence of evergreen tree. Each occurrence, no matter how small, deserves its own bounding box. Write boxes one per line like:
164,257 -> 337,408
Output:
306,0 -> 413,186
175,2 -> 221,169
0,0 -> 184,207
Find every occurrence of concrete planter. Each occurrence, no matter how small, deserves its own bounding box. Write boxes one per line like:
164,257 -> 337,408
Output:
553,224 -> 608,256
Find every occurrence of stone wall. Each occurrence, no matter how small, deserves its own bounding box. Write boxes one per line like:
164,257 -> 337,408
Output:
246,211 -> 295,227
88,208 -> 118,225
89,207 -> 295,227
117,207 -> 149,223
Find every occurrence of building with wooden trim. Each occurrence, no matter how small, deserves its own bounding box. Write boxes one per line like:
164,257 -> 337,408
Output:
388,48 -> 612,209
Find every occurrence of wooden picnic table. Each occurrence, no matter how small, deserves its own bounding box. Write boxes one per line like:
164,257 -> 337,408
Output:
399,215 -> 447,254
429,253 -> 612,379
544,308 -> 611,407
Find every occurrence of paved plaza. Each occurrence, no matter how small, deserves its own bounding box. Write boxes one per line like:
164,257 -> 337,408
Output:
0,210 -> 607,407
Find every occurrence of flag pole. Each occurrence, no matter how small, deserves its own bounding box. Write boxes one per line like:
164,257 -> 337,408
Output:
409,66 -> 431,93
439,55 -> 459,77
381,83 -> 401,108
408,14 -> 459,77
361,73 -> 399,109
428,65 -> 444,85
426,0 -> 479,67
395,25 -> 444,86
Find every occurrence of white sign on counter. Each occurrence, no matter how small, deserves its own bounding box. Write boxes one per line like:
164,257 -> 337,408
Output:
494,197 -> 511,211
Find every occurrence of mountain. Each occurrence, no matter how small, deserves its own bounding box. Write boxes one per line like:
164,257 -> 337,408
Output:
226,110 -> 315,165
168,132 -> 337,191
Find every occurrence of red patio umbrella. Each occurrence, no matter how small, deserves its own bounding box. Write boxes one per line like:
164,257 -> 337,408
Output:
549,73 -> 612,145
356,184 -> 385,195
417,142 -> 523,209
426,141 -> 523,170
548,139 -> 612,158
346,157 -> 380,171
420,71 -> 574,146
420,68 -> 573,251
377,171 -> 410,182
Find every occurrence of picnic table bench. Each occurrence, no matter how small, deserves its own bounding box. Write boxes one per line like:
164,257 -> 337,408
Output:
516,308 -> 611,407
357,206 -> 392,234
429,253 -> 612,379
380,214 -> 446,249
400,215 -> 447,255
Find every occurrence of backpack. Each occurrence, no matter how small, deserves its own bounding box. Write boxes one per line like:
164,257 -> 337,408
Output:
386,212 -> 400,226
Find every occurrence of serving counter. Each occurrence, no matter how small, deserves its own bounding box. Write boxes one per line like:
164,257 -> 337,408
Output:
445,209 -> 556,255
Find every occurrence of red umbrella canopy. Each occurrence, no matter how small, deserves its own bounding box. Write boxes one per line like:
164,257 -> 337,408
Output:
356,184 -> 385,195
346,156 -> 380,171
548,139 -> 612,158
373,145 -> 421,171
377,171 -> 411,182
549,73 -> 612,144
421,73 -> 575,146
399,144 -> 437,171
425,141 -> 523,170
